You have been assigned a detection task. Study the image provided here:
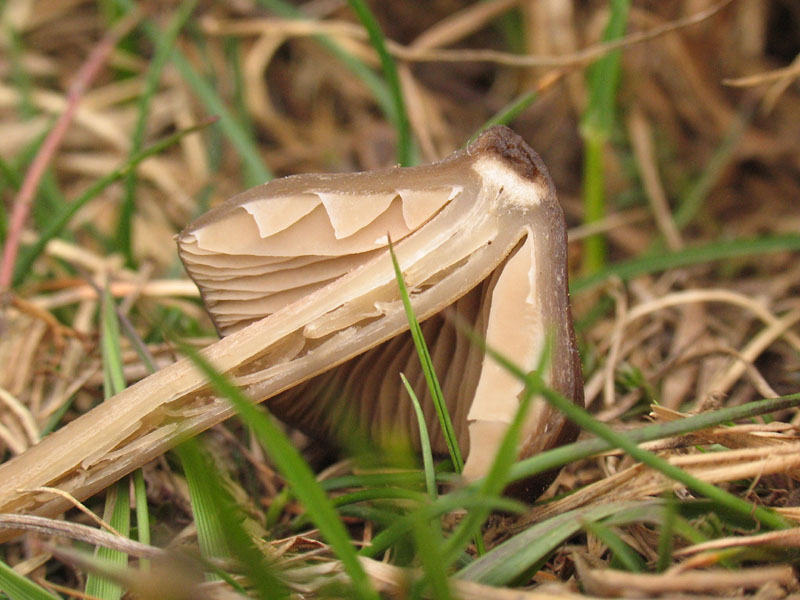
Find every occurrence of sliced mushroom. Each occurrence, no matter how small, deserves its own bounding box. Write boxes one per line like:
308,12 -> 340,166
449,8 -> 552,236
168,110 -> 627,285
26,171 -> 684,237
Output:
0,127 -> 581,526
179,126 -> 583,498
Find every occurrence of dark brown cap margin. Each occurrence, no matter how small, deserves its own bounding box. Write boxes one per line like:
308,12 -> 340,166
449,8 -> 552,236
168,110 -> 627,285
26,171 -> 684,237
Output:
467,126 -> 551,189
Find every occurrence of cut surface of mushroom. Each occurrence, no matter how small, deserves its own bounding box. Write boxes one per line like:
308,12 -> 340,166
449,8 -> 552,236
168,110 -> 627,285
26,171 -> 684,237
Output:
0,127 -> 582,527
178,125 -> 583,498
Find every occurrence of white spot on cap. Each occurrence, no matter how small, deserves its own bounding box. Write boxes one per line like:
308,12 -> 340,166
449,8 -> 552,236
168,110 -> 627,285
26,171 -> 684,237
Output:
472,157 -> 545,210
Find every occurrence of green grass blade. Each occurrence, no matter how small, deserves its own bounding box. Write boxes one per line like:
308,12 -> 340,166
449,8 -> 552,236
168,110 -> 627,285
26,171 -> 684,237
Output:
265,486 -> 292,530
410,517 -> 454,600
117,0 -> 197,265
505,392 -> 800,486
101,288 -> 126,398
132,470 -> 150,572
321,471 -> 431,492
670,514 -> 711,546
7,129 -> 69,240
458,501 -> 658,585
582,0 -> 630,136
358,491 -> 525,560
182,346 -> 379,600
581,135 -> 607,273
582,518 -> 646,572
292,487 -> 431,529
176,440 -> 289,597
579,0 -> 631,274
0,559 -> 60,600
84,480 -> 130,600
12,121 -> 212,285
117,315 -> 158,376
32,171 -> 67,233
401,373 -> 437,500
0,157 -> 13,243
224,37 -> 255,137
86,289 -> 130,599
656,494 -> 677,572
0,155 -> 20,189
387,240 -> 463,472
346,0 -> 412,166
180,446 -> 231,569
571,233 -> 800,294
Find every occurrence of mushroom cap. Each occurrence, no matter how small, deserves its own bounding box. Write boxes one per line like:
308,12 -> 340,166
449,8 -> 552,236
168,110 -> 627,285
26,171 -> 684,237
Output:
178,126 -> 583,499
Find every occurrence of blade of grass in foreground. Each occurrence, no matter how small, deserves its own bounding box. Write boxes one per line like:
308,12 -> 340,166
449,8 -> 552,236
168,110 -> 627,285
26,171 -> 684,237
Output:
6,25 -> 36,119
177,440 -> 289,597
467,500 -> 730,586
401,373 -> 437,500
182,346 -> 379,600
84,481 -> 129,600
357,490 -> 526,561
179,444 -> 232,573
132,470 -> 150,571
3,129 -> 68,246
400,377 -> 452,597
656,494 -> 677,572
582,518 -> 646,572
100,288 -> 126,398
410,515 -> 454,600
0,558 -> 59,600
387,239 -> 463,472
86,289 -> 130,600
291,487 -> 433,530
458,501 -> 661,585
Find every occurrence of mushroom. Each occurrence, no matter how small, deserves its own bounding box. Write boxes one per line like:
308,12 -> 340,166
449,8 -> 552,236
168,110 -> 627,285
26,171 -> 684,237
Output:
178,126 -> 583,498
0,127 -> 582,525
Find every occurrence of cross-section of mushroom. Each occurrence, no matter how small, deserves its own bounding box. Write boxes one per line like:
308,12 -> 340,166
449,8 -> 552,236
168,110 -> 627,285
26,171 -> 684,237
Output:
0,127 -> 582,525
179,125 -> 583,498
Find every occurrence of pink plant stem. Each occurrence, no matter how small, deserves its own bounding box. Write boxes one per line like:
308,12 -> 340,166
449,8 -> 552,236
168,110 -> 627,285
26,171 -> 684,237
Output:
0,14 -> 139,291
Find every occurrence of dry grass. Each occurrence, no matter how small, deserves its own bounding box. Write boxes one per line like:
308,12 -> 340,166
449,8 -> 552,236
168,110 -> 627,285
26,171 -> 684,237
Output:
1,0 -> 799,598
